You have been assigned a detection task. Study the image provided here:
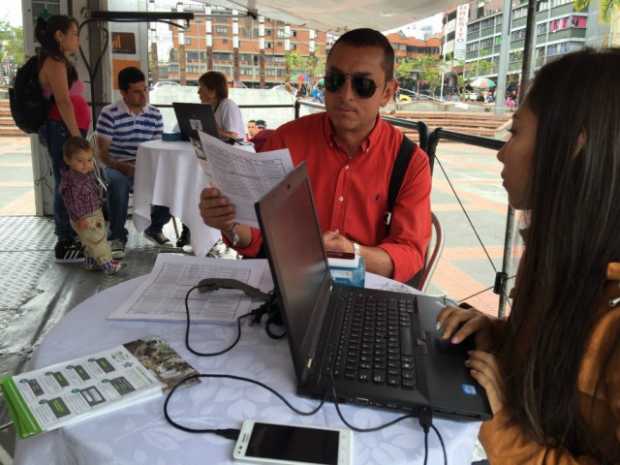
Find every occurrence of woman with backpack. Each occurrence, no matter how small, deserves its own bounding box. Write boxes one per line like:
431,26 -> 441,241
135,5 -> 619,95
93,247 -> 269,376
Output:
36,15 -> 91,262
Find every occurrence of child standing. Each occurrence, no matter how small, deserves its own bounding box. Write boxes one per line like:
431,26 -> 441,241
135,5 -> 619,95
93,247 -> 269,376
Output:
60,137 -> 122,274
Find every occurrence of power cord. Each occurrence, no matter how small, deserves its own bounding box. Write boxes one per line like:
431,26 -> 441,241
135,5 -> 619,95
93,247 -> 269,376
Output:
329,372 -> 447,465
183,283 -> 284,356
184,284 -> 255,356
163,373 -> 325,439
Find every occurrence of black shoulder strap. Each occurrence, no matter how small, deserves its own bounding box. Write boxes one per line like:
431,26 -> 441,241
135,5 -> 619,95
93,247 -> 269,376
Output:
385,136 -> 416,230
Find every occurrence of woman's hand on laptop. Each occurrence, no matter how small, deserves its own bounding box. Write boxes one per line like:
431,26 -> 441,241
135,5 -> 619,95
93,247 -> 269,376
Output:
436,305 -> 496,352
199,187 -> 236,231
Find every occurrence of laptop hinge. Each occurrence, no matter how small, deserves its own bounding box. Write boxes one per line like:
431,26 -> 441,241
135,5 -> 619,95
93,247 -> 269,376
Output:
300,279 -> 335,384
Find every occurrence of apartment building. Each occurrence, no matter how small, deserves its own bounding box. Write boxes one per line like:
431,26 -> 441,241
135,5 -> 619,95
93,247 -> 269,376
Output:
386,32 -> 442,61
463,0 -> 608,80
164,6 -> 328,87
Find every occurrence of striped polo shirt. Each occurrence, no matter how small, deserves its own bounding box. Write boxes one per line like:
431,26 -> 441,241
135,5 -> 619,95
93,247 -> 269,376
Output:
95,100 -> 163,162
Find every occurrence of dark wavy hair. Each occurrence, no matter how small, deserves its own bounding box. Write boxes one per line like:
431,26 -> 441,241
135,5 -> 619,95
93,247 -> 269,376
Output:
35,15 -> 78,61
503,48 -> 620,461
35,15 -> 78,86
198,71 -> 228,101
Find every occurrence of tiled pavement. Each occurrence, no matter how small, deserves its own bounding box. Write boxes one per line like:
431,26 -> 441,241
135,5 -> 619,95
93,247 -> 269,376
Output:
0,136 -> 520,316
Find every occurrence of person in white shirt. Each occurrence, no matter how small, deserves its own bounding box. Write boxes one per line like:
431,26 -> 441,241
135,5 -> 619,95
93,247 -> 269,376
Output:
197,71 -> 245,141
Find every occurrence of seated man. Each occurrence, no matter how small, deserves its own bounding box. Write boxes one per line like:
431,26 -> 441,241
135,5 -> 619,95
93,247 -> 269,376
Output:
200,28 -> 431,283
248,119 -> 275,153
96,67 -> 172,258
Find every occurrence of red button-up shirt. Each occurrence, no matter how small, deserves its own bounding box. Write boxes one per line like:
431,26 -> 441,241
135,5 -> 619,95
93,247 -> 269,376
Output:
235,111 -> 431,283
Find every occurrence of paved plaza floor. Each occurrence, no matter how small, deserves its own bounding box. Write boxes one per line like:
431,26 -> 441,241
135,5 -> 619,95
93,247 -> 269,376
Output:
0,136 -> 519,315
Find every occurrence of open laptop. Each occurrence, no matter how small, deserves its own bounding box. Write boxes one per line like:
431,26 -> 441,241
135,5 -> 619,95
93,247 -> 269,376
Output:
255,163 -> 491,421
172,102 -> 219,141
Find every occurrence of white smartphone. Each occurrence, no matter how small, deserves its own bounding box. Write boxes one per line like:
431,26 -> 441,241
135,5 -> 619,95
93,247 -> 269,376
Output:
233,420 -> 353,465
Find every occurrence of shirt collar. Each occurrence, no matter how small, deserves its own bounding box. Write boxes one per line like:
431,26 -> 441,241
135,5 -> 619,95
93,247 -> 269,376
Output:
322,112 -> 383,156
118,99 -> 146,116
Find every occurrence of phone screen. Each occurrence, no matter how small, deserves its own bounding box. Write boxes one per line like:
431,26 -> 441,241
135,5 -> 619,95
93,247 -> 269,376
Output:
246,423 -> 339,465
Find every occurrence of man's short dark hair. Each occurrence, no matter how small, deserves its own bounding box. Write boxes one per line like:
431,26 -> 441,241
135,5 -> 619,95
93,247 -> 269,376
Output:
255,119 -> 266,129
198,71 -> 229,101
118,67 -> 146,91
248,119 -> 256,124
328,28 -> 395,82
63,136 -> 91,161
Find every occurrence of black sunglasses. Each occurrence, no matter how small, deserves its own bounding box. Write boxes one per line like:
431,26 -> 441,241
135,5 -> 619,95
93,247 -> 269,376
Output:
324,71 -> 378,99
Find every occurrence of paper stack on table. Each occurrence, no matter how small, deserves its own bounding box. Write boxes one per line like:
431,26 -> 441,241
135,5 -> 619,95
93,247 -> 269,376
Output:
108,254 -> 272,323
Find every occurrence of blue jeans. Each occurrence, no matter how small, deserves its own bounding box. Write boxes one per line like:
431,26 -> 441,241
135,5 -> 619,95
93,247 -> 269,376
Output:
40,120 -> 87,242
104,167 -> 171,243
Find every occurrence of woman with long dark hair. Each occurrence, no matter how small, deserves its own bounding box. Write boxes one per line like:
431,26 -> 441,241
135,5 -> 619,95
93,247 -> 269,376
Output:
437,48 -> 620,463
36,15 -> 90,262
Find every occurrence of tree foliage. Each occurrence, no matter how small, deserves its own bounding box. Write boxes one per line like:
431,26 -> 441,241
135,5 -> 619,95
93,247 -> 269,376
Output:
396,55 -> 442,92
0,21 -> 24,65
573,0 -> 620,21
284,49 -> 325,83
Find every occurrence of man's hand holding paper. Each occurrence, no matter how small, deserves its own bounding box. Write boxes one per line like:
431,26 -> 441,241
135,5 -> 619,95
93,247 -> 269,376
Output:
196,131 -> 294,229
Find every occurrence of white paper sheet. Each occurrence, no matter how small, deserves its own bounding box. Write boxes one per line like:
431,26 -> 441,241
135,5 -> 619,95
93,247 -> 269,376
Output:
108,255 -> 272,323
196,131 -> 294,227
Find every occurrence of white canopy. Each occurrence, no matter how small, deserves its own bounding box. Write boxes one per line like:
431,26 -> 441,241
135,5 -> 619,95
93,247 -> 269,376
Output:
199,0 -> 459,31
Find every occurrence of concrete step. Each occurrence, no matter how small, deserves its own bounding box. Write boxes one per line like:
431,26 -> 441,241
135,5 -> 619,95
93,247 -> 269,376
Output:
0,127 -> 26,136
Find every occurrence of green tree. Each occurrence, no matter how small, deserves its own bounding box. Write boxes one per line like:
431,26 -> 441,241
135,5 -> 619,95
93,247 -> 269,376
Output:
477,59 -> 494,75
0,21 -> 24,65
574,0 -> 620,21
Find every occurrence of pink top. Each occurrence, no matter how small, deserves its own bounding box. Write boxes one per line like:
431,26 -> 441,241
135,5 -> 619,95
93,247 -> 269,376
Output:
44,79 -> 91,130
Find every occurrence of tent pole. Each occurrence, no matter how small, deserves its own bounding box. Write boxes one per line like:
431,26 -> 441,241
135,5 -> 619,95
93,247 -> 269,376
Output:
498,0 -> 537,319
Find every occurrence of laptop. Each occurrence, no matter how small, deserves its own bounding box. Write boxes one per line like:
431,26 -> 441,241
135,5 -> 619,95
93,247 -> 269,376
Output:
255,163 -> 491,421
172,102 -> 219,141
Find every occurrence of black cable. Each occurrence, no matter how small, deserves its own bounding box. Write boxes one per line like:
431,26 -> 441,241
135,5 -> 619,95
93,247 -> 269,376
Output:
328,373 -> 414,432
434,156 -> 498,274
458,274 -> 515,302
163,373 -> 325,436
431,424 -> 448,465
184,284 -> 254,356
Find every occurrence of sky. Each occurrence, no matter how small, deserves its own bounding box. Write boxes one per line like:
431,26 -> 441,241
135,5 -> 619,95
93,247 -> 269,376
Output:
0,2 -> 22,26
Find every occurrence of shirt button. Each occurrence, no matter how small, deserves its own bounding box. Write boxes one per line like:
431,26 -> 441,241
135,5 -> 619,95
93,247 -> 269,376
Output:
338,196 -> 344,202
345,165 -> 350,170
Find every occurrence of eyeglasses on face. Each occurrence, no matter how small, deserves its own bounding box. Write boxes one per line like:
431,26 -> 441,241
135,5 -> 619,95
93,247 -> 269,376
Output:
324,71 -> 378,99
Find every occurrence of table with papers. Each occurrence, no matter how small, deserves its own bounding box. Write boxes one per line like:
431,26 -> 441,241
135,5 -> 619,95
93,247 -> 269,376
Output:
133,140 -> 220,256
14,263 -> 481,465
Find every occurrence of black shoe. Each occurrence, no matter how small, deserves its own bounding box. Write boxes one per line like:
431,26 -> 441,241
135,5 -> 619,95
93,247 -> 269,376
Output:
55,240 -> 86,263
144,229 -> 172,246
176,226 -> 191,248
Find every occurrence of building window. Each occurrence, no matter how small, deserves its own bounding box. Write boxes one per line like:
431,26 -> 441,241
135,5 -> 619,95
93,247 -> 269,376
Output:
537,23 -> 548,35
572,16 -> 588,28
215,25 -> 228,35
513,7 -> 527,19
511,29 -> 526,41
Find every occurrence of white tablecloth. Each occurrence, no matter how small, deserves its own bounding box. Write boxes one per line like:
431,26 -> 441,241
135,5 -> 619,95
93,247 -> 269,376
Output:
133,140 -> 220,256
14,272 -> 480,465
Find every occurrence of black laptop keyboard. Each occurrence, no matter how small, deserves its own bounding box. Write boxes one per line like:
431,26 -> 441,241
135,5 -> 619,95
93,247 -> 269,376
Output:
324,292 -> 417,390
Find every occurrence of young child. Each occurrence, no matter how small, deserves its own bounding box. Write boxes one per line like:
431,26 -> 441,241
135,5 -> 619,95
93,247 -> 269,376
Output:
59,137 -> 122,274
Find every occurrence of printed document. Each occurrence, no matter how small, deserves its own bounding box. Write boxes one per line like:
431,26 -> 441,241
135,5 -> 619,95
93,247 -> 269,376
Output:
196,131 -> 294,227
108,254 -> 271,323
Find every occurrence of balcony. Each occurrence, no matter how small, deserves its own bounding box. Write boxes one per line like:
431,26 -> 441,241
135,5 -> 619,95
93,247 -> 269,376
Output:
512,17 -> 527,28
548,28 -> 586,40
510,39 -> 525,49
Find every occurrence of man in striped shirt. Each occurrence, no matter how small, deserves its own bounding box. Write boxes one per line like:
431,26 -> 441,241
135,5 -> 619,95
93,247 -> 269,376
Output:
96,67 -> 171,258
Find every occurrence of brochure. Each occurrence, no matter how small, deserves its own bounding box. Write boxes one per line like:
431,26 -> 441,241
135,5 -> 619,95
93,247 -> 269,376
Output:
0,336 -> 199,439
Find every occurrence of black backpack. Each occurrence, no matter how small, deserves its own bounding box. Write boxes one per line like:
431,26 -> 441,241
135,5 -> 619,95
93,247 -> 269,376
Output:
9,56 -> 49,134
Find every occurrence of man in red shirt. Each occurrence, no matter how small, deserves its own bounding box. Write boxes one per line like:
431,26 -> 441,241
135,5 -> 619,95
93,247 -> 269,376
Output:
199,28 -> 431,283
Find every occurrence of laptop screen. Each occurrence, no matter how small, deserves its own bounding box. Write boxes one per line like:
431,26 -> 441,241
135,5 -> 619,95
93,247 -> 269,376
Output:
172,102 -> 219,140
256,164 -> 331,374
